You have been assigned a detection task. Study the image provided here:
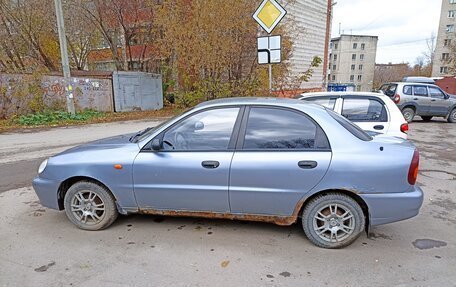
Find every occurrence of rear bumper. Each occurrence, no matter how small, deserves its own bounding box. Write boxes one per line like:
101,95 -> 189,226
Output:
32,177 -> 62,210
360,186 -> 424,226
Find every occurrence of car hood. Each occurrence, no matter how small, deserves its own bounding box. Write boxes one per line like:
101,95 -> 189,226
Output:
56,133 -> 137,156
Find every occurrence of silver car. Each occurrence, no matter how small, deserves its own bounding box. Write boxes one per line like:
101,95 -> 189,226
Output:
380,82 -> 456,123
33,98 -> 423,248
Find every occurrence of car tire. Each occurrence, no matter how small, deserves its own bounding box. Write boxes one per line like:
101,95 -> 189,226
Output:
448,109 -> 456,123
302,193 -> 365,249
421,116 -> 433,122
402,108 -> 415,123
64,181 -> 118,231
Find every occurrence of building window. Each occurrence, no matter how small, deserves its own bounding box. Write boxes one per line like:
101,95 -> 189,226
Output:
359,64 -> 363,70
351,64 -> 355,70
360,54 -> 365,61
332,75 -> 336,81
328,74 -> 331,80
449,10 -> 456,18
352,54 -> 356,60
358,75 -> 362,81
350,75 -> 354,82
353,43 -> 358,49
444,39 -> 452,46
447,25 -> 454,33
440,67 -> 449,74
442,53 -> 450,61
361,43 -> 365,50
334,54 -> 338,61
334,43 -> 338,50
451,0 -> 456,4
356,85 -> 361,91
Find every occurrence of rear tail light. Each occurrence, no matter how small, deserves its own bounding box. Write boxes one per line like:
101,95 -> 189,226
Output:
393,94 -> 401,104
408,149 -> 420,185
400,123 -> 409,134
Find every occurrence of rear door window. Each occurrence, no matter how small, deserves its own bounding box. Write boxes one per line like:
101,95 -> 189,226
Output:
380,84 -> 397,97
242,107 -> 330,150
413,86 -> 429,97
403,85 -> 413,95
303,97 -> 337,110
341,98 -> 388,122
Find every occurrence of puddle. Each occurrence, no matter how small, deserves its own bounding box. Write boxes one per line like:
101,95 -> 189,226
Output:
412,239 -> 447,250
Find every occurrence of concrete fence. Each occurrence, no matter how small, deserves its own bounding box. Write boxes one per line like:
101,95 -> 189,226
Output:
0,71 -> 163,118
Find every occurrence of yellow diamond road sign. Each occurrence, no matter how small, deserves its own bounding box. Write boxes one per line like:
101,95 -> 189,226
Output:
253,0 -> 287,34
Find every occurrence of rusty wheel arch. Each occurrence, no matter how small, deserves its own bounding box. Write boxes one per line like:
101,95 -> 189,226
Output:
57,176 -> 116,210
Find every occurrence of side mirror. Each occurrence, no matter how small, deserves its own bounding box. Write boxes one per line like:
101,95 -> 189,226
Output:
194,121 -> 204,131
151,138 -> 162,151
445,93 -> 450,100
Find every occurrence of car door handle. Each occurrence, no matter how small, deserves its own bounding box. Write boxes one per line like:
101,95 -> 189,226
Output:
298,161 -> 318,169
431,99 -> 436,102
374,125 -> 384,130
202,161 -> 220,169
413,98 -> 419,100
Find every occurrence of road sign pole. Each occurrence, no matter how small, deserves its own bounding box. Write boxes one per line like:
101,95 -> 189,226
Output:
268,64 -> 272,93
54,0 -> 75,115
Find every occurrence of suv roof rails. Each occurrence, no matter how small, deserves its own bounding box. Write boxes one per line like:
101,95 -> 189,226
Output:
402,76 -> 435,84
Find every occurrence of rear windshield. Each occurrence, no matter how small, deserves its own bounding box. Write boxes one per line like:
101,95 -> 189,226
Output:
302,97 -> 337,110
326,109 -> 373,141
380,84 -> 397,98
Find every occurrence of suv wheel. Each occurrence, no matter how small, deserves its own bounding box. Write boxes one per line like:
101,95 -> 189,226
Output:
402,108 -> 415,123
421,116 -> 433,122
449,109 -> 456,123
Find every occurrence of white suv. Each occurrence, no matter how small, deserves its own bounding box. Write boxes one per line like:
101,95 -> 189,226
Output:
298,92 -> 409,139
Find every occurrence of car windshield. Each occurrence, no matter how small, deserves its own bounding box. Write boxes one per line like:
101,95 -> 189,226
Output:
326,108 -> 373,141
131,112 -> 189,143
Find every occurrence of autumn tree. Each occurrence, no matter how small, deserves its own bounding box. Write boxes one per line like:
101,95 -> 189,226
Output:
0,0 -> 60,72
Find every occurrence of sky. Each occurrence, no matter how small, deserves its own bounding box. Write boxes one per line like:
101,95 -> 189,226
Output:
331,0 -> 442,65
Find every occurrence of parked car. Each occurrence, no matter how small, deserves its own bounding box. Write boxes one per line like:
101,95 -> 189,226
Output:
297,92 -> 409,139
33,98 -> 423,249
380,82 -> 456,123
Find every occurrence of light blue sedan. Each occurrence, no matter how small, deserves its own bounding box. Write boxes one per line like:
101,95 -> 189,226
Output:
33,98 -> 423,248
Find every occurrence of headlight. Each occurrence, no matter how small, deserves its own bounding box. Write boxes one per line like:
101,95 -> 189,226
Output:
38,159 -> 48,174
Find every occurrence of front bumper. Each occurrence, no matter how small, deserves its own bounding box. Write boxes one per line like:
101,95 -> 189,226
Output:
360,186 -> 424,226
32,177 -> 62,210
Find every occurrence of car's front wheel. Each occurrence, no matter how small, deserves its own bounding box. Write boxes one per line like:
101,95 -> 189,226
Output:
64,181 -> 118,231
302,193 -> 365,249
448,109 -> 456,123
402,107 -> 415,123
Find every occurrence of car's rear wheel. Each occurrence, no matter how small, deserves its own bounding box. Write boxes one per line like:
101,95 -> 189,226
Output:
448,109 -> 456,123
64,181 -> 118,231
421,116 -> 433,122
302,193 -> 365,249
402,108 -> 415,123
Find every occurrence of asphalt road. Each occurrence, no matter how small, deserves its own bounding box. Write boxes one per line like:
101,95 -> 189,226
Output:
0,117 -> 455,287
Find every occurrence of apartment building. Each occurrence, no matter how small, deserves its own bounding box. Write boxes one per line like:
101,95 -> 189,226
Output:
432,0 -> 456,76
328,34 -> 378,91
285,0 -> 333,91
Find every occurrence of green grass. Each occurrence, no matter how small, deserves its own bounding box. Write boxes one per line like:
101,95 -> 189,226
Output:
17,110 -> 105,126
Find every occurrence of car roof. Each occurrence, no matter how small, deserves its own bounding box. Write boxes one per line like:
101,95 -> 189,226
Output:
300,91 -> 387,98
195,97 -> 325,110
384,82 -> 438,86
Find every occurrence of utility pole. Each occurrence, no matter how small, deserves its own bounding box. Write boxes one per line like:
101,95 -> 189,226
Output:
54,0 -> 75,115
